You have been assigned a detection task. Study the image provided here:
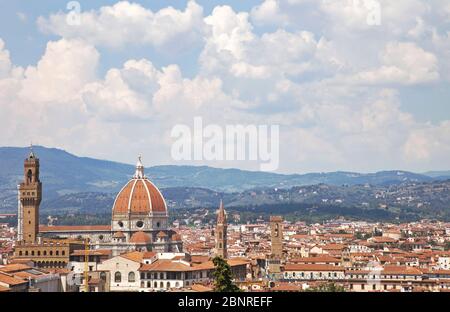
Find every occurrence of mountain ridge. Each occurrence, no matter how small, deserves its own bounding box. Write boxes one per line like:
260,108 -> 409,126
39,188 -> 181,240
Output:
0,146 -> 448,213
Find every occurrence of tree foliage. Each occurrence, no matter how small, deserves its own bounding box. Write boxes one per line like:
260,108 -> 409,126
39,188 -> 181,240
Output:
212,256 -> 240,292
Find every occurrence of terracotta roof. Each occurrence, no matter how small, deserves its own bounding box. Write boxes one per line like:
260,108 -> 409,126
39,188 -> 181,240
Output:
143,251 -> 157,259
140,260 -> 191,272
192,259 -> 249,270
120,251 -> 144,263
157,231 -> 168,238
129,231 -> 152,244
112,179 -> 167,215
284,264 -> 345,272
290,256 -> 341,264
271,283 -> 302,292
191,284 -> 214,292
0,272 -> 27,286
322,244 -> 345,250
0,264 -> 31,273
0,285 -> 10,292
381,266 -> 423,275
39,225 -> 111,232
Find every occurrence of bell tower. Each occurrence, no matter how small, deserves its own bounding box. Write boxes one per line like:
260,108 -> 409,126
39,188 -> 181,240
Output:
215,200 -> 227,259
18,148 -> 42,243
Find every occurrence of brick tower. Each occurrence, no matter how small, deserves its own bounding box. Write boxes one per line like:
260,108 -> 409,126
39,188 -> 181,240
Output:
268,216 -> 283,273
215,200 -> 227,258
18,148 -> 42,243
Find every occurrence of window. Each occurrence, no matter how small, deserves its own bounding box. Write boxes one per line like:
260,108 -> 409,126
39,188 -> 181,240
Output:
361,284 -> 365,290
166,282 -> 170,288
115,272 -> 122,283
157,222 -> 160,228
100,272 -> 106,281
19,251 -> 23,256
27,169 -> 33,183
62,251 -> 65,256
373,284 -> 376,290
43,250 -> 47,256
136,221 -> 144,228
128,272 -> 135,283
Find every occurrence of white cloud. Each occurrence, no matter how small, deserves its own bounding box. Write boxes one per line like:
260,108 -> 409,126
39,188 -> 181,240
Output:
0,39 -> 12,79
37,0 -> 205,49
19,39 -> 99,103
1,1 -> 449,173
250,0 -> 288,26
352,42 -> 439,85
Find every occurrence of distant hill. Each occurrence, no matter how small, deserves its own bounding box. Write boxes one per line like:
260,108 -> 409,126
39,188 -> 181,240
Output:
0,146 -> 447,213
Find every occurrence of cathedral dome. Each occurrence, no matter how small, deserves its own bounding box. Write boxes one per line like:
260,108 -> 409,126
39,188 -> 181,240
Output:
112,156 -> 167,216
129,231 -> 152,244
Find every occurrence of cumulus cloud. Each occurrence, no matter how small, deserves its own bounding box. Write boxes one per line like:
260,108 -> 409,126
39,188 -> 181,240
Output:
0,39 -> 12,79
250,0 -> 288,26
1,1 -> 449,172
352,42 -> 439,85
37,0 -> 205,49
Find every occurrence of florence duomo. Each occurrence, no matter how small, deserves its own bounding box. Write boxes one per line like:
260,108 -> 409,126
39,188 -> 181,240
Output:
15,150 -> 183,263
1,0 -> 450,307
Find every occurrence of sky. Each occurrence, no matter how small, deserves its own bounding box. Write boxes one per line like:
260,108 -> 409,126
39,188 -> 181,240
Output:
0,0 -> 449,174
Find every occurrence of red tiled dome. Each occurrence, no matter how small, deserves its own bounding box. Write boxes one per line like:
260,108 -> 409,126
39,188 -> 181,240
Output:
129,231 -> 152,244
112,178 -> 167,215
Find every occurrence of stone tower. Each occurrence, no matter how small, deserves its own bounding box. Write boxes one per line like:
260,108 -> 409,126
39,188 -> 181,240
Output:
215,200 -> 227,258
18,148 -> 42,243
268,216 -> 283,273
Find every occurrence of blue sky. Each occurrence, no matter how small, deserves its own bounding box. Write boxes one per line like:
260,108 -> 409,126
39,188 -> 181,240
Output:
0,0 -> 449,173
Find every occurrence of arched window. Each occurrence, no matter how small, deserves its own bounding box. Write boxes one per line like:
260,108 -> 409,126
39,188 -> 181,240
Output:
154,281 -> 157,288
27,170 -> 33,183
115,272 -> 122,283
128,272 -> 135,283
160,281 -> 163,288
166,282 -> 170,288
100,272 -> 106,281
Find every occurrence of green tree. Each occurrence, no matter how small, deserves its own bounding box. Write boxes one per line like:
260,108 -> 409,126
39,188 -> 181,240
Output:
212,256 -> 240,292
305,282 -> 345,292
